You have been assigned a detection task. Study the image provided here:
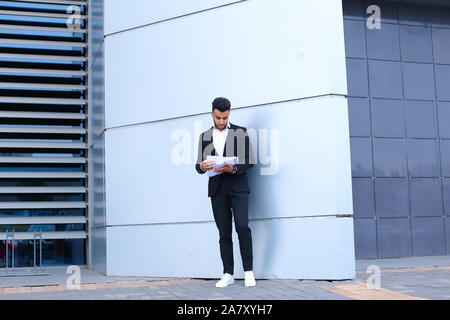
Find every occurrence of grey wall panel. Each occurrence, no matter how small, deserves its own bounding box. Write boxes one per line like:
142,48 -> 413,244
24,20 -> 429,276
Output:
348,98 -> 371,137
377,218 -> 412,258
344,20 -> 367,58
371,99 -> 405,138
352,178 -> 375,218
375,178 -> 410,217
366,24 -> 400,61
373,138 -> 408,177
405,101 -> 437,138
412,217 -> 446,256
438,102 -> 450,138
353,218 -> 377,259
400,25 -> 432,63
409,178 -> 443,217
432,28 -> 450,64
444,179 -> 450,215
398,3 -> 430,26
350,138 -> 373,177
407,139 -> 440,177
344,0 -> 450,258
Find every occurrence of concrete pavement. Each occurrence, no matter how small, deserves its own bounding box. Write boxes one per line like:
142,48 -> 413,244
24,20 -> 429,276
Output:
0,256 -> 449,300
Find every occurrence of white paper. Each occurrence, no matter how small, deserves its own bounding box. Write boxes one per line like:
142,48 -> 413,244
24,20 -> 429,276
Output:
206,156 -> 238,177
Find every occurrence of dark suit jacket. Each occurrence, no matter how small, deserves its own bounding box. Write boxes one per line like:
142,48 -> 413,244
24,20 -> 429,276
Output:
195,122 -> 254,197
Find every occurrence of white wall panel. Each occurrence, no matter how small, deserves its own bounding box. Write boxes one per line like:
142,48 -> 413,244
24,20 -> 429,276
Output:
104,96 -> 352,226
104,0 -> 347,128
106,216 -> 355,279
105,0 -> 241,35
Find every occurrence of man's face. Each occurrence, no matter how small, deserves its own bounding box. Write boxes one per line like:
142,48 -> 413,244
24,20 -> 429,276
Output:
211,109 -> 230,130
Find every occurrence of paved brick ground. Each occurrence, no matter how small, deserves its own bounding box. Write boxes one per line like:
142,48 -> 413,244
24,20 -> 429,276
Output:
0,257 -> 449,300
0,266 -> 449,300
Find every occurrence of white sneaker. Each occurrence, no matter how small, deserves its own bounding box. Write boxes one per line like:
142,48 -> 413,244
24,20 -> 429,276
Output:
244,271 -> 256,287
215,273 -> 234,288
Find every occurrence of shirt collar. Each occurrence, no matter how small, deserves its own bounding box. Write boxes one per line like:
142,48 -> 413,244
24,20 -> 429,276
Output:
213,122 -> 231,132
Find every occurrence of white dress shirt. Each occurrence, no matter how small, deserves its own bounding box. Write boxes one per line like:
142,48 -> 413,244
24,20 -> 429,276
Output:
213,121 -> 230,157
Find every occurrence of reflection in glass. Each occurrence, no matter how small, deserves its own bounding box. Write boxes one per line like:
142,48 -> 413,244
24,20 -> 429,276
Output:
0,239 -> 86,267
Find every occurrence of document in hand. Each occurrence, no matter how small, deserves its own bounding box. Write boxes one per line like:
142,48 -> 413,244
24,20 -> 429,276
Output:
206,155 -> 239,177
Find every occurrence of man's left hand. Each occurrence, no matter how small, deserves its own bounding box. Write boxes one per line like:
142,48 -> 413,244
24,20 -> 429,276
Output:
215,163 -> 234,173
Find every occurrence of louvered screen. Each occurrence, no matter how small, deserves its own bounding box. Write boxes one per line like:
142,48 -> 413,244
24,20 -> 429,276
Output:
0,0 -> 87,267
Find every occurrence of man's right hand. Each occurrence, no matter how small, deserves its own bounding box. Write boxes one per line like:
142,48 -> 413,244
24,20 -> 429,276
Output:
201,160 -> 214,171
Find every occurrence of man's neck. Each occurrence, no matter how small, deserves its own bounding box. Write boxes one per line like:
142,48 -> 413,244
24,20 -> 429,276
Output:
214,123 -> 229,132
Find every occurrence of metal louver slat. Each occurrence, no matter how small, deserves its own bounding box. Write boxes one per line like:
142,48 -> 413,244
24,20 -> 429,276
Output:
0,67 -> 86,75
0,141 -> 86,148
0,186 -> 86,193
0,10 -> 86,19
0,126 -> 86,134
0,231 -> 86,240
10,0 -> 87,4
0,171 -> 86,178
0,82 -> 86,89
0,201 -> 86,209
0,156 -> 86,163
0,24 -> 86,33
0,216 -> 86,223
0,38 -> 86,47
0,97 -> 86,104
0,111 -> 86,119
0,0 -> 88,267
0,53 -> 86,61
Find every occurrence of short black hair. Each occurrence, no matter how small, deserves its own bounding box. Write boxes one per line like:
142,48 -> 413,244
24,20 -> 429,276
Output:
212,97 -> 231,112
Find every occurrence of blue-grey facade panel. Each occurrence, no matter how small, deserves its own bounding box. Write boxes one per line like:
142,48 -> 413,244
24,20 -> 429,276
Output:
407,139 -> 440,177
368,60 -> 403,99
343,0 -> 450,258
374,178 -> 410,218
402,63 -> 436,101
444,179 -> 450,216
431,28 -> 450,64
344,20 -> 367,58
353,218 -> 378,259
366,24 -> 400,61
398,3 -> 430,27
352,178 -> 375,218
409,178 -> 443,217
400,25 -> 433,63
350,138 -> 373,177
373,138 -> 408,177
371,99 -> 405,138
438,102 -> 450,138
377,218 -> 412,258
346,58 -> 369,97
405,101 -> 437,138
411,217 -> 446,256
348,98 -> 371,137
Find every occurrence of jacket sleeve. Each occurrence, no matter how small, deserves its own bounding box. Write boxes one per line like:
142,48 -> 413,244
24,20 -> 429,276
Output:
195,133 -> 206,174
234,128 -> 254,175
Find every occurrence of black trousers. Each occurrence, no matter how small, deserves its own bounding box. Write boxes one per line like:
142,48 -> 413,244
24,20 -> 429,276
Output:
210,183 -> 253,275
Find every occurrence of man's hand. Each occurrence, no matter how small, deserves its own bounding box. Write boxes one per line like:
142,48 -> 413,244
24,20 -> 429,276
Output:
215,163 -> 234,173
200,160 -> 214,171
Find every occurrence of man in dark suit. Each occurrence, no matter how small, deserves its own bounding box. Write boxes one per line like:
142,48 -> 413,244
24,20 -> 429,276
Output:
195,97 -> 256,288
